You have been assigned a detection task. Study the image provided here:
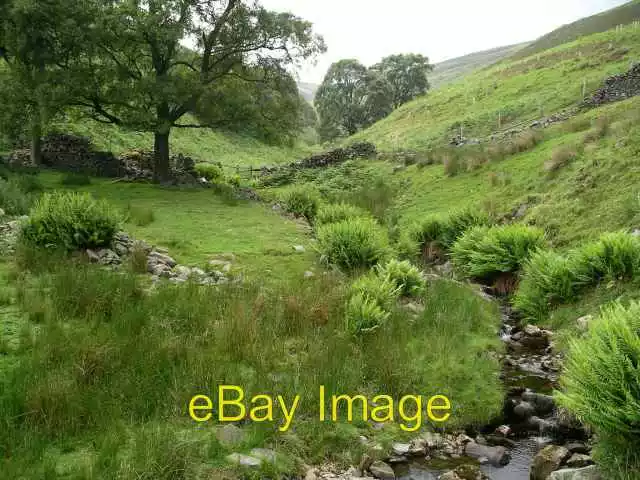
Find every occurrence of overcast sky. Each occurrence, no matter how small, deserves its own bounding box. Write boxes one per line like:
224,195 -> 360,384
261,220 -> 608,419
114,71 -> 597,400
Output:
260,0 -> 630,84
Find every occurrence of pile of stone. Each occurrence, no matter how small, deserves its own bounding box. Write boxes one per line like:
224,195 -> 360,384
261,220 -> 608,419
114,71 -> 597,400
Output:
530,444 -> 598,480
85,231 -> 235,286
260,142 -> 377,176
502,323 -> 563,381
583,63 -> 640,108
0,213 -> 25,255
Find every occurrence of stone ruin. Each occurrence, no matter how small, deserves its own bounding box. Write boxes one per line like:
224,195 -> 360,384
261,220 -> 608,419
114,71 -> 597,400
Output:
5,134 -> 197,182
582,62 -> 640,108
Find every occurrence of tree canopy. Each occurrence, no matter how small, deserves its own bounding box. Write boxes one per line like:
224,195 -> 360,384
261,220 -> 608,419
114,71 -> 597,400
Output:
315,53 -> 433,141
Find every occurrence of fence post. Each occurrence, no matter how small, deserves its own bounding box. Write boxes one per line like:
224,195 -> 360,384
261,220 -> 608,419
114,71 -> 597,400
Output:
498,111 -> 502,130
582,78 -> 587,99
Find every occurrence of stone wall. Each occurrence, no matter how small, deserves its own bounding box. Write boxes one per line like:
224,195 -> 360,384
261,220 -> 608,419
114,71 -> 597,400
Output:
583,63 -> 640,108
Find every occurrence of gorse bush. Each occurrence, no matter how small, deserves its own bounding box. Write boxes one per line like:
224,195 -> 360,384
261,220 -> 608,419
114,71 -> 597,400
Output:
0,178 -> 32,215
451,224 -> 546,282
315,203 -> 370,226
514,232 -> 640,321
556,301 -> 640,478
376,259 -> 425,297
281,185 -> 321,222
20,192 -> 120,251
194,162 -> 224,182
316,217 -> 389,271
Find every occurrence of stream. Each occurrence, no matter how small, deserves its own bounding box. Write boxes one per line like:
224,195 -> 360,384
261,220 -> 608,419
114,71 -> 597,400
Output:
394,298 -> 571,479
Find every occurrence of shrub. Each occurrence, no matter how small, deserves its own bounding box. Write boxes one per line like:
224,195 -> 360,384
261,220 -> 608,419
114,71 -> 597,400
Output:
60,172 -> 91,186
281,186 -> 321,222
513,250 -> 585,321
0,178 -> 32,215
544,147 -> 577,173
512,131 -> 543,153
583,116 -> 610,143
556,301 -> 640,477
316,217 -> 389,271
443,154 -> 461,177
376,259 -> 425,297
20,192 -> 120,251
345,294 -> 390,334
14,174 -> 43,193
194,163 -> 224,182
316,203 -> 370,227
351,272 -> 401,311
408,208 -> 490,261
514,232 -> 640,321
451,224 -> 546,282
125,203 -> 155,227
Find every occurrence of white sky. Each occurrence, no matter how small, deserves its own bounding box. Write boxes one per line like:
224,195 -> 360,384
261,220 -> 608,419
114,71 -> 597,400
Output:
260,0 -> 631,83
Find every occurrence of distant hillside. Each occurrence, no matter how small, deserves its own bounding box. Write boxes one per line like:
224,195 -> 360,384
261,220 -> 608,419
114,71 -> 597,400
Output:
298,82 -> 319,103
512,0 -> 640,60
430,43 -> 529,88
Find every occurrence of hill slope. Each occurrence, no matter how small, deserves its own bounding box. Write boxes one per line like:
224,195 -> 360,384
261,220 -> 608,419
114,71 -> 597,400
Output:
352,26 -> 640,151
512,0 -> 640,60
430,43 -> 529,88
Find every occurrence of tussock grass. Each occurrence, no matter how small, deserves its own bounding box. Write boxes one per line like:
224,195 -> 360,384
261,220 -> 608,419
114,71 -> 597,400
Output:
315,203 -> 371,227
1,260 -> 502,476
544,146 -> 578,173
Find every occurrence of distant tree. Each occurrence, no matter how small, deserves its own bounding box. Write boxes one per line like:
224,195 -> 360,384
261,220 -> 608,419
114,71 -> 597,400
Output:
71,0 -> 325,181
0,0 -> 88,163
315,59 -> 393,141
371,54 -> 434,108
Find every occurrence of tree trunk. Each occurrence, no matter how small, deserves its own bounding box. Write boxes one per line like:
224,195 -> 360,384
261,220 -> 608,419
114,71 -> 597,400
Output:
153,131 -> 171,182
30,117 -> 42,166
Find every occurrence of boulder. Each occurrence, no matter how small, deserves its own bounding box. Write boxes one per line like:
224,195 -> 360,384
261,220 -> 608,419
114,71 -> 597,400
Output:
216,424 -> 245,446
548,466 -> 602,480
576,315 -> 593,332
530,445 -> 571,480
566,454 -> 593,468
514,401 -> 536,419
451,464 -> 490,480
226,453 -> 262,467
369,461 -> 395,479
565,442 -> 590,455
522,391 -> 556,415
464,442 -> 510,466
391,443 -> 411,456
249,448 -> 276,463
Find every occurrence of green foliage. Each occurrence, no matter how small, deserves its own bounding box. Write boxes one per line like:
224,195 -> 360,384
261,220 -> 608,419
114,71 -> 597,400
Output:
315,203 -> 370,226
451,224 -> 546,281
20,192 -> 119,250
316,217 -> 389,271
345,293 -> 390,334
371,54 -> 434,108
60,172 -> 91,186
408,208 -> 490,259
514,232 -> 640,321
124,203 -> 155,227
556,301 -> 640,478
376,259 -> 426,297
0,178 -> 33,215
194,163 -> 224,183
281,186 -> 321,222
350,272 -> 401,311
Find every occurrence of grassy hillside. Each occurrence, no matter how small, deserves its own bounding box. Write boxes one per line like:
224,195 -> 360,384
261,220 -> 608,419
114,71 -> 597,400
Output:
430,43 -> 529,88
512,0 -> 640,60
351,26 -> 640,151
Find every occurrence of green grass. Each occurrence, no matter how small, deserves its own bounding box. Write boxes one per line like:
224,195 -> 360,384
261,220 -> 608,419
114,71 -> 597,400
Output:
0,258 -> 502,478
36,172 -> 317,282
47,114 -> 317,168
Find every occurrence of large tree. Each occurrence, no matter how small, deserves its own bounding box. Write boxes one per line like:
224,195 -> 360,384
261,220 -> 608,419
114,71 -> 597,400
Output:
314,59 -> 393,141
0,0 -> 89,164
371,53 -> 433,109
73,0 -> 325,181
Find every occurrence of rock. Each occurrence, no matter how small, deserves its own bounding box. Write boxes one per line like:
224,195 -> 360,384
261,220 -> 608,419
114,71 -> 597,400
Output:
405,302 -> 425,315
514,401 -> 536,419
408,438 -> 427,456
484,434 -> 517,448
216,424 -> 245,446
452,464 -> 490,480
523,324 -> 542,336
96,248 -> 120,265
464,442 -> 510,467
391,443 -> 411,456
293,245 -> 306,253
438,472 -> 460,480
148,251 -> 177,267
173,265 -> 191,280
387,456 -> 408,464
566,454 -> 593,468
422,432 -> 443,449
527,416 -> 558,435
530,445 -> 571,480
249,448 -> 276,463
548,466 -> 602,480
86,249 -> 101,263
0,208 -> 5,217
369,461 -> 395,479
304,270 -> 315,279
494,425 -> 511,437
632,229 -> 640,238
576,315 -> 593,331
226,453 -> 262,467
150,263 -> 172,277
565,442 -> 590,455
522,391 -> 556,415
